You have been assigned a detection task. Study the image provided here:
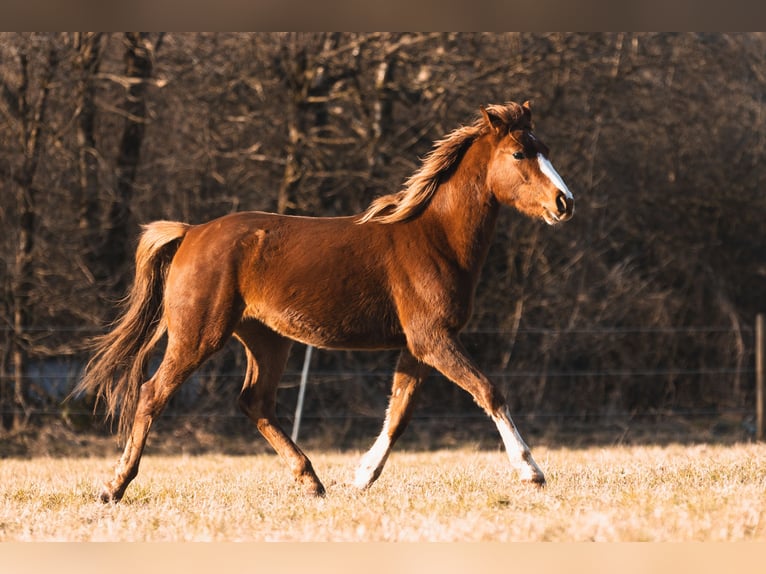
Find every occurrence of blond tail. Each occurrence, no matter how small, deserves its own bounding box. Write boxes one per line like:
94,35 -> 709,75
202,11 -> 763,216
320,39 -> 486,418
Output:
73,221 -> 190,443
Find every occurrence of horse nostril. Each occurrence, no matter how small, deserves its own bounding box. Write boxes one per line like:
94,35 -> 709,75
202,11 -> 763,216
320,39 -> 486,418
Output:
555,192 -> 568,215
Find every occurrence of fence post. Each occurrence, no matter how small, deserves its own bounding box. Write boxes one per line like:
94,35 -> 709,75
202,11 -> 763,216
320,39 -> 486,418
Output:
757,314 -> 765,441
291,345 -> 314,443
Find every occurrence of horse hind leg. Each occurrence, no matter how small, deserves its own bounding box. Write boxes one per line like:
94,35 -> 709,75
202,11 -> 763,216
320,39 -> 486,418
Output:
235,322 -> 325,496
100,303 -> 240,502
353,349 -> 430,489
100,346 -> 212,502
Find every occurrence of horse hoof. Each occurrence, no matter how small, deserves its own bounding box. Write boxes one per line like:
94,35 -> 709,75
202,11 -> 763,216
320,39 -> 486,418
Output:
524,475 -> 546,489
306,483 -> 326,497
299,477 -> 326,497
98,490 -> 115,503
98,484 -> 122,503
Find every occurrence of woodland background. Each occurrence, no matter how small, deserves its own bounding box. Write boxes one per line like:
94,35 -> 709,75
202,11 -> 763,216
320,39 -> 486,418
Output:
1,32 -> 765,449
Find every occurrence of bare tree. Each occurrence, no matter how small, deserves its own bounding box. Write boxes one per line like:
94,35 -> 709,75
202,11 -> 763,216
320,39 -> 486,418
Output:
73,32 -> 104,272
1,33 -> 764,441
98,32 -> 164,295
0,34 -> 59,430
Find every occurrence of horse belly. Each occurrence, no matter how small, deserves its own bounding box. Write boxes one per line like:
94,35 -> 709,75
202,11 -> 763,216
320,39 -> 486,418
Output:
242,270 -> 404,350
256,297 -> 405,350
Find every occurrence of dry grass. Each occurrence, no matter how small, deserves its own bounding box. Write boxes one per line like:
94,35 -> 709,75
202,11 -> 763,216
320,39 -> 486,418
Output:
1,443 -> 765,541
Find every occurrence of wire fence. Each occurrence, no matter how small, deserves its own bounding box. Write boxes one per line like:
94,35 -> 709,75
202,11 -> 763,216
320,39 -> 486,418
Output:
1,323 -> 760,443
0,325 -> 759,454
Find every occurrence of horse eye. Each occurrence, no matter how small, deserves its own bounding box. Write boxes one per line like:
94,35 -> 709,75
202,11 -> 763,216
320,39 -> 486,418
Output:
512,151 -> 525,160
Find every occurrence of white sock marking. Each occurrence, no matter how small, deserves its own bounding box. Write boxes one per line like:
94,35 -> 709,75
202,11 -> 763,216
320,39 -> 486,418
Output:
354,423 -> 392,488
492,406 -> 544,482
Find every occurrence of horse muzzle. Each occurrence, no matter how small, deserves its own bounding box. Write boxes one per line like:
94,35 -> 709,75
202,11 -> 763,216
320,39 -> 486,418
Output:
544,191 -> 574,225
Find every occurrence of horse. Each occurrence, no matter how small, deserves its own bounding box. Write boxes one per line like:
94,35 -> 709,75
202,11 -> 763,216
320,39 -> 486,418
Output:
75,101 -> 574,502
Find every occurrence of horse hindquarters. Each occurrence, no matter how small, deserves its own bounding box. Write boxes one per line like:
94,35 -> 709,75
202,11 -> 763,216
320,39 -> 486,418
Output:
100,230 -> 247,502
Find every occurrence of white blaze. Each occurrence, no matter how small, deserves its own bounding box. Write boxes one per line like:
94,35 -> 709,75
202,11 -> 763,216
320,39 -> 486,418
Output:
537,154 -> 572,199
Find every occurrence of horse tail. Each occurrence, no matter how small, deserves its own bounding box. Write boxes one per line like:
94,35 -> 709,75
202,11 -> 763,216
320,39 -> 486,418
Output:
74,221 -> 190,443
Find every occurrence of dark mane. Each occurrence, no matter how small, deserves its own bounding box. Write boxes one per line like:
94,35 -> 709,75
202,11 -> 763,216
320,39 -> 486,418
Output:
358,102 -> 528,224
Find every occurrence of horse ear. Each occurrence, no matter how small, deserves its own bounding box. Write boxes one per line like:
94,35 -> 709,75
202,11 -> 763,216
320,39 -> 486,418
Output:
480,106 -> 505,134
522,100 -> 532,117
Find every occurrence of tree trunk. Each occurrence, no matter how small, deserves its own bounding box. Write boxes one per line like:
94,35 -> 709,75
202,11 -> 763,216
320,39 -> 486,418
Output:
100,32 -> 157,295
276,33 -> 339,215
6,43 -> 58,430
74,32 -> 103,276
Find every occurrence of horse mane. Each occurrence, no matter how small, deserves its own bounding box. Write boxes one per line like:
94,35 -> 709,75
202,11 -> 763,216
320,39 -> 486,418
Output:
358,102 -> 528,224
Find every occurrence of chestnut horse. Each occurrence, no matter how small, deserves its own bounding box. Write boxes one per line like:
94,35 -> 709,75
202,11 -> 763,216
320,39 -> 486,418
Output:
76,101 -> 573,502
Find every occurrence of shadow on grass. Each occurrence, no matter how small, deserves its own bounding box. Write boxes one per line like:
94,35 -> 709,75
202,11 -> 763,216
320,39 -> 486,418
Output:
1,410 -> 756,459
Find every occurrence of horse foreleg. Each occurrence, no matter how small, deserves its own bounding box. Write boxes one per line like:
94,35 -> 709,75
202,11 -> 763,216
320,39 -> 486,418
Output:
236,325 -> 325,496
353,349 -> 430,489
489,405 -> 545,485
414,335 -> 545,486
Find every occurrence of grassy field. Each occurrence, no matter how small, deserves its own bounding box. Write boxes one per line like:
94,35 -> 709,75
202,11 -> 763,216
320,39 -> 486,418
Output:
1,443 -> 765,541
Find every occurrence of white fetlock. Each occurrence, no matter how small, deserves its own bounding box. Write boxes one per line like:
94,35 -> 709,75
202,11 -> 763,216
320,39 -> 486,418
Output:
517,458 -> 546,485
353,464 -> 377,490
353,430 -> 392,489
492,406 -> 545,485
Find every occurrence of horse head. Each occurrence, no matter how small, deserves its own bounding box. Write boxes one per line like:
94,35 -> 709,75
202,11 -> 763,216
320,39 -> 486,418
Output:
482,101 -> 574,225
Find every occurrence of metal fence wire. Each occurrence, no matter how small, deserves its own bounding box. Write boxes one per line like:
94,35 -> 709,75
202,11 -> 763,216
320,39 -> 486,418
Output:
0,324 -> 759,444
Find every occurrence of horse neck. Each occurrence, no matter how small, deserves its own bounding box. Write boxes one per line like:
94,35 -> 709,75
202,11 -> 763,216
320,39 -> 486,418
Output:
418,137 -> 500,274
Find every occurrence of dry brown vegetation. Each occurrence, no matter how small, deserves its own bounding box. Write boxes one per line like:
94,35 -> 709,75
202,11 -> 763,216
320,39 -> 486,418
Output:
1,33 -> 765,441
2,444 -> 765,541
